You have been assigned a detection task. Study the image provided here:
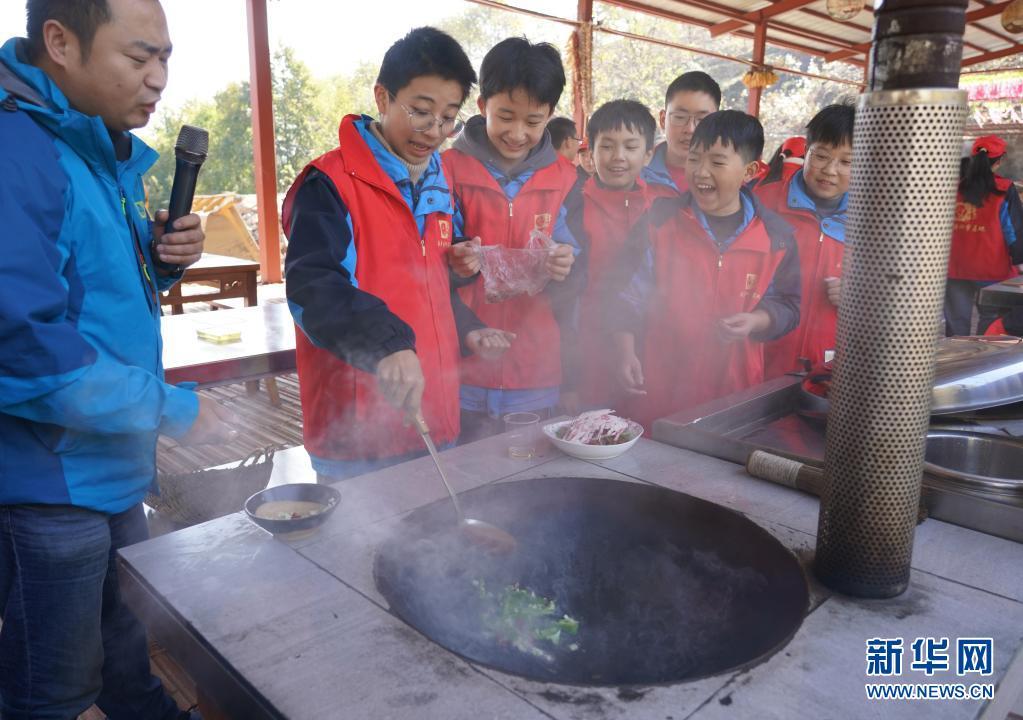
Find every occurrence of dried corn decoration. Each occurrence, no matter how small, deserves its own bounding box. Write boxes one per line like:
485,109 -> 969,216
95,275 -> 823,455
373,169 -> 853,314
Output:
827,0 -> 861,21
742,68 -> 779,88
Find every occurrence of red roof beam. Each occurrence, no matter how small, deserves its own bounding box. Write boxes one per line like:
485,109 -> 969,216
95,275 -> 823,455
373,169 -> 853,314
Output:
709,0 -> 822,37
605,0 -> 865,58
961,43 -> 1023,66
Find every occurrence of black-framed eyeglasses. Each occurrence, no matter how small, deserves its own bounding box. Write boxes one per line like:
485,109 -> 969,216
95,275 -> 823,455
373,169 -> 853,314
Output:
390,93 -> 464,137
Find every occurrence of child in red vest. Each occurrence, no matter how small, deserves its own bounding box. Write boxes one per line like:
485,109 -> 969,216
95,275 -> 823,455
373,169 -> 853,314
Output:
751,135 -> 806,188
612,111 -> 801,429
755,104 -> 853,376
564,99 -> 671,411
642,71 -> 721,196
946,135 -> 1023,336
443,37 -> 582,440
283,28 -> 513,480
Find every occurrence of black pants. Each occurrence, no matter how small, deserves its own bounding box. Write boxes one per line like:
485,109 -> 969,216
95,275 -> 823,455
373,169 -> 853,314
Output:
945,279 -> 999,336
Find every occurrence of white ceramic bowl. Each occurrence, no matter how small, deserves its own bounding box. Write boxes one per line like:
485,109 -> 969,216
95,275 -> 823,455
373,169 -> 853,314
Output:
542,419 -> 644,461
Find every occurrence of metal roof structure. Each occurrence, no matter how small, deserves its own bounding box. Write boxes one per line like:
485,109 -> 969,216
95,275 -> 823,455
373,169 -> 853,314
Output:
599,0 -> 1023,70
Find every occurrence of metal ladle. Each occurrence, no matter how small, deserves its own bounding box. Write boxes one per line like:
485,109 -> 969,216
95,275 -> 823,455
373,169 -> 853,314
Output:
411,414 -> 517,554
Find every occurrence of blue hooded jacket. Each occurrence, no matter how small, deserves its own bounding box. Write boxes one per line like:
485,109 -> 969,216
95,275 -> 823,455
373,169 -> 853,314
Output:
0,38 -> 198,514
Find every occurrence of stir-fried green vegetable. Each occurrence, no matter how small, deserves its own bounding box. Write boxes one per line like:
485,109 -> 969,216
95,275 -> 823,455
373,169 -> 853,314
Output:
472,580 -> 580,661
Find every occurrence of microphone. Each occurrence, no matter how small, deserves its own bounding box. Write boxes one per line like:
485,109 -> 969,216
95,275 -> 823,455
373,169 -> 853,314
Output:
155,125 -> 209,273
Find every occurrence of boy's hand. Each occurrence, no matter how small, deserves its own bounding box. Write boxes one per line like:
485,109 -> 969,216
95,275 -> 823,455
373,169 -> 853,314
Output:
546,243 -> 576,281
152,210 -> 205,270
177,396 -> 240,447
376,350 -> 425,417
466,328 -> 516,360
618,352 -> 646,395
613,331 -> 646,394
718,310 -> 771,343
824,276 -> 841,307
448,238 -> 481,278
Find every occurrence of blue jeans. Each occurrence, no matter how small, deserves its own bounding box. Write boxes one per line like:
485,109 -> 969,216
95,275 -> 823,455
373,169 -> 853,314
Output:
0,503 -> 182,720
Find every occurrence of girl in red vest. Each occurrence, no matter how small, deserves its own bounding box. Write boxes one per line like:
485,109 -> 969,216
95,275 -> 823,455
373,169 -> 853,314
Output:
946,135 -> 1023,336
756,104 -> 853,377
283,28 -> 513,480
751,135 -> 806,188
564,99 -> 673,411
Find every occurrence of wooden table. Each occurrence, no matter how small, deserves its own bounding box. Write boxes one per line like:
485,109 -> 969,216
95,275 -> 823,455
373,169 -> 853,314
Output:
162,303 -> 295,399
161,253 -> 260,315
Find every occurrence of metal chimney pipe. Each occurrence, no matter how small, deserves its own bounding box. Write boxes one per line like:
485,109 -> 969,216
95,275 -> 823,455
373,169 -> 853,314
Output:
813,0 -> 969,598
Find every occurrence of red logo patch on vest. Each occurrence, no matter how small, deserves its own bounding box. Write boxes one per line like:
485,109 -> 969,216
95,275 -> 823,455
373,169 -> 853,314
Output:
533,213 -> 552,232
437,219 -> 451,247
742,273 -> 760,300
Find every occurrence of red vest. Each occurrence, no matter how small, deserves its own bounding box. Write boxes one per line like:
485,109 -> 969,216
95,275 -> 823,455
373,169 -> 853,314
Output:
949,177 -> 1017,282
442,148 -> 578,389
576,177 -> 663,407
627,205 -> 786,429
756,174 -> 844,377
282,115 -> 461,461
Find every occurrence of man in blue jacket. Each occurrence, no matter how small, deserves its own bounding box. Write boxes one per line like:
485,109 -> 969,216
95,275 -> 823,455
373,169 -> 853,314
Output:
0,1 -> 237,718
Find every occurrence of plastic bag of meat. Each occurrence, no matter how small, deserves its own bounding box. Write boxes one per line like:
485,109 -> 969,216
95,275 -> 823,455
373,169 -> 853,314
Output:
476,229 -> 556,304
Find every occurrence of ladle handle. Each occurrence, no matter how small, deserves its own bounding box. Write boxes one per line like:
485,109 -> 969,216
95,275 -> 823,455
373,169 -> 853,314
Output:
409,412 -> 430,435
410,411 -> 465,523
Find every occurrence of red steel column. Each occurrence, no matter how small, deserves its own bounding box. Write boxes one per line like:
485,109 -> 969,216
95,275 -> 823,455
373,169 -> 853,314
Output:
747,21 -> 767,118
245,0 -> 282,283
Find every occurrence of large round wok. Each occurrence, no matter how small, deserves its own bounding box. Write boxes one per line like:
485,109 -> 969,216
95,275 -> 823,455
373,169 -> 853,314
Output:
374,477 -> 809,686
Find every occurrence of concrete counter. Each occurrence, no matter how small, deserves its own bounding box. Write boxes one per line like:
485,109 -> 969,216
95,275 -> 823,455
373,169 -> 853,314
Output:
120,433 -> 1023,719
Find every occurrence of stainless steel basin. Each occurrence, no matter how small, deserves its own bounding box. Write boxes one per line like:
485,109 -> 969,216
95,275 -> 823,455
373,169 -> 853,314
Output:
924,430 -> 1023,498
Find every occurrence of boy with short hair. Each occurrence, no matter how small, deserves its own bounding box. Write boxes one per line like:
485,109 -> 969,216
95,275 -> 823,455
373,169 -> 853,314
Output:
444,37 -> 581,439
642,70 -> 722,195
547,116 -> 580,163
756,103 -> 854,376
283,27 -> 512,480
566,99 -> 668,409
612,110 -> 801,428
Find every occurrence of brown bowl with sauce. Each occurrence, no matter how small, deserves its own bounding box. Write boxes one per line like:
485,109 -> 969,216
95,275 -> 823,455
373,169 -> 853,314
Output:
244,483 -> 341,539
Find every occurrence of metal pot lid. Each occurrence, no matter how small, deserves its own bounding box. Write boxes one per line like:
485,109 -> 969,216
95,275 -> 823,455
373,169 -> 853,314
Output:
931,336 -> 1023,415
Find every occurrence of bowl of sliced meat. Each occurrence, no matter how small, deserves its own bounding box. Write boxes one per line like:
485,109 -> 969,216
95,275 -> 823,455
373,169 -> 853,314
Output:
543,410 -> 644,461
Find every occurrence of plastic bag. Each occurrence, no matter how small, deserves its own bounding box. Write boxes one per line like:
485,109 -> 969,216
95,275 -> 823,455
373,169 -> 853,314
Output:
475,229 -> 556,304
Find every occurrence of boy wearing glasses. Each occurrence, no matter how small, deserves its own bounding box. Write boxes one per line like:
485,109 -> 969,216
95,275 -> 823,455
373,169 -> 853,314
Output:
612,111 -> 801,429
643,71 -> 722,195
756,103 -> 854,376
282,28 -> 513,480
444,37 -> 581,440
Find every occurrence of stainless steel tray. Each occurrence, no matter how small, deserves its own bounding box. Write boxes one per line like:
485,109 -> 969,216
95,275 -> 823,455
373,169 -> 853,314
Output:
652,376 -> 1023,544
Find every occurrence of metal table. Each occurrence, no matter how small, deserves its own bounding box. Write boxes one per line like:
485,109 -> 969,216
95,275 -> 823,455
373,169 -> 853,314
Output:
161,303 -> 295,388
979,276 -> 1023,310
119,434 -> 1023,720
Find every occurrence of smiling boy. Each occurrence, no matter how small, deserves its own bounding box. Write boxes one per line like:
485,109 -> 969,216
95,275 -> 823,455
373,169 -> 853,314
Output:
756,103 -> 854,375
565,99 -> 670,410
283,28 -> 513,480
611,110 -> 801,428
642,71 -> 721,196
443,37 -> 581,439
